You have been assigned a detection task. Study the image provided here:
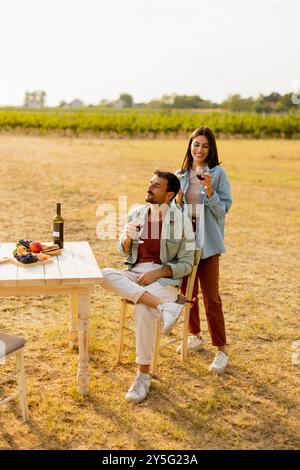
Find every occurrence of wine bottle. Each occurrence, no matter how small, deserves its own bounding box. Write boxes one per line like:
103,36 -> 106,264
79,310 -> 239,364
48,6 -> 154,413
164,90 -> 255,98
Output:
53,203 -> 64,248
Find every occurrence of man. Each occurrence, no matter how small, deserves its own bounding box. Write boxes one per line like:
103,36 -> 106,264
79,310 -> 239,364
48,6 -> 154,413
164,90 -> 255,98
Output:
102,170 -> 195,403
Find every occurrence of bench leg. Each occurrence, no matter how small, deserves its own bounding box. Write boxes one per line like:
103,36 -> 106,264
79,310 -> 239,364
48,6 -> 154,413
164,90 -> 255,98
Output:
181,303 -> 191,362
180,262 -> 199,362
16,349 -> 29,423
77,293 -> 90,395
69,294 -> 79,350
117,301 -> 127,364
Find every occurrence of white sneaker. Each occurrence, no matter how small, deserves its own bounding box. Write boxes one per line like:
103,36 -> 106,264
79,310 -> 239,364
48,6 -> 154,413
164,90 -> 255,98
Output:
125,372 -> 151,403
157,302 -> 183,335
176,335 -> 205,354
209,351 -> 229,374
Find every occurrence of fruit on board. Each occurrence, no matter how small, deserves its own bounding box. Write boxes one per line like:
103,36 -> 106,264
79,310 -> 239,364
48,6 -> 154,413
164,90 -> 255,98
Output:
18,240 -> 32,249
17,246 -> 28,254
36,253 -> 50,261
15,253 -> 38,264
29,241 -> 43,253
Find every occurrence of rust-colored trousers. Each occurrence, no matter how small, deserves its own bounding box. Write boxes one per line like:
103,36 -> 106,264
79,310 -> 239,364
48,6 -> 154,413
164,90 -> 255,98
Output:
181,254 -> 227,347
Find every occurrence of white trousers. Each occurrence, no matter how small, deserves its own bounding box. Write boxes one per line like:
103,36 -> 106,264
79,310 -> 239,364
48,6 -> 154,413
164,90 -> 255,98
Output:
102,263 -> 178,365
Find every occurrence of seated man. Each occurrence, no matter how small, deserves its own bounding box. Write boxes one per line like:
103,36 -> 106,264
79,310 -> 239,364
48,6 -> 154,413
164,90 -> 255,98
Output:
102,170 -> 195,403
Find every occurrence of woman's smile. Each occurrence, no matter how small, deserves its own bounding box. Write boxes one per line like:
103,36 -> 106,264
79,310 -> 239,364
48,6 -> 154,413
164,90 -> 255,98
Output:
190,135 -> 210,167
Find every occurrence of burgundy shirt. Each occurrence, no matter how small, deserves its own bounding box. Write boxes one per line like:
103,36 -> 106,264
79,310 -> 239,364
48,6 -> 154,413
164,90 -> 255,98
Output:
136,216 -> 163,265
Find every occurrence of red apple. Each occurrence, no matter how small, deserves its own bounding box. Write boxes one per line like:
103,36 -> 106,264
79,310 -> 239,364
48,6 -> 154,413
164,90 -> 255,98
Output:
29,241 -> 43,253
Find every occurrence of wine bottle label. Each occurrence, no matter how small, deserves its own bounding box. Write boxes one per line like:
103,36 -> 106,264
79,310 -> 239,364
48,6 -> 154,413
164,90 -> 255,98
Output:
53,221 -> 64,248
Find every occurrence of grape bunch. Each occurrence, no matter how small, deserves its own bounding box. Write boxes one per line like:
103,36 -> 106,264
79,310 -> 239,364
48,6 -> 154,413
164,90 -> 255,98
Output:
14,252 -> 38,264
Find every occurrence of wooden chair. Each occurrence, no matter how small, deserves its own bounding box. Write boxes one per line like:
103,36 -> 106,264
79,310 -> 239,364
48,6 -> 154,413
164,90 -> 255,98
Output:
117,250 -> 201,375
0,333 -> 29,422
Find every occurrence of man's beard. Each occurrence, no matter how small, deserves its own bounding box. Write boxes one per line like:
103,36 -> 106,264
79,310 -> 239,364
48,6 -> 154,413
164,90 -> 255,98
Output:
145,192 -> 155,203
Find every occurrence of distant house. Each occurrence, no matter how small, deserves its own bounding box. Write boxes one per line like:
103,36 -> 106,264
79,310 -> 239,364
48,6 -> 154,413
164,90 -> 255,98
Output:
60,99 -> 85,109
69,99 -> 84,109
112,99 -> 127,109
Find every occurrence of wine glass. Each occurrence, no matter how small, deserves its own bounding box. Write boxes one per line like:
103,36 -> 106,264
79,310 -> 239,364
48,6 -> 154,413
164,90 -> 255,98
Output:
196,165 -> 210,194
131,215 -> 145,244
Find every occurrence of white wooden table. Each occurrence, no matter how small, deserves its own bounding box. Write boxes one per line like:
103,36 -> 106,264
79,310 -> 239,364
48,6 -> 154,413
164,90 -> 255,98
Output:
0,241 -> 103,395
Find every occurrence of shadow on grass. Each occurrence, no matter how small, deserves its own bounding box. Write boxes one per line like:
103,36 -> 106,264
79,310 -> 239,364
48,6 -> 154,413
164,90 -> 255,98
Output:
87,341 -> 300,449
0,404 -> 66,450
146,357 -> 300,449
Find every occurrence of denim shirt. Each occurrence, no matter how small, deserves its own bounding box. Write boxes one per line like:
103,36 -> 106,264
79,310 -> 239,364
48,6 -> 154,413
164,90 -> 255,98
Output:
118,203 -> 195,287
176,165 -> 232,259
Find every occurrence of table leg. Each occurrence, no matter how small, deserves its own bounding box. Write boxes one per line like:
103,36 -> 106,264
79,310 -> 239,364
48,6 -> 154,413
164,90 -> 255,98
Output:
77,293 -> 90,395
69,294 -> 78,349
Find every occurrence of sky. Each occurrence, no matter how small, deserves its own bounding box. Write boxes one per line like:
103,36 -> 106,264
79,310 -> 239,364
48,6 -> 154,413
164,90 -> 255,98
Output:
0,0 -> 299,106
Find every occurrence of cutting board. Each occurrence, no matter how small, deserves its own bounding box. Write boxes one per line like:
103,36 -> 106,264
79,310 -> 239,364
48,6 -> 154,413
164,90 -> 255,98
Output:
43,249 -> 63,256
0,257 -> 53,268
41,244 -> 63,256
10,257 -> 53,268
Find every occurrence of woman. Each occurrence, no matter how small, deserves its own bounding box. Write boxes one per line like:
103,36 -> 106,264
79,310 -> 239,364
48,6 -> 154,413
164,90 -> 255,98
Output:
175,126 -> 232,374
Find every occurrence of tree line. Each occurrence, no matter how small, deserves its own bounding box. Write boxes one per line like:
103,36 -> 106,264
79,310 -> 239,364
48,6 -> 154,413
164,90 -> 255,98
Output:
97,91 -> 299,113
21,91 -> 299,113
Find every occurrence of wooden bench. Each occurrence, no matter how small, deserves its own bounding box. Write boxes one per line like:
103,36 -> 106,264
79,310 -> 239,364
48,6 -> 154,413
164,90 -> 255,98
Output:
0,333 -> 28,422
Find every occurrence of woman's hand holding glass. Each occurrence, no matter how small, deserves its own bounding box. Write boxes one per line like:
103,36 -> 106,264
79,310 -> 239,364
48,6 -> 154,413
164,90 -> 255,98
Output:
196,165 -> 213,196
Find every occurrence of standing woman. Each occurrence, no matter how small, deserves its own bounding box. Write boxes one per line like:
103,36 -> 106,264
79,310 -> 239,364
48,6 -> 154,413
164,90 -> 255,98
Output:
175,126 -> 232,374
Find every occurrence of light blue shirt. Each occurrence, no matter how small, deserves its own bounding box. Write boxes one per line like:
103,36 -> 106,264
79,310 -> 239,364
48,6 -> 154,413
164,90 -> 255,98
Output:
176,165 -> 232,259
118,203 -> 195,287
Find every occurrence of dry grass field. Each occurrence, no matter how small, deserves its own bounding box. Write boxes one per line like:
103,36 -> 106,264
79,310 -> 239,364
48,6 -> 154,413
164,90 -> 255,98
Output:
0,135 -> 299,450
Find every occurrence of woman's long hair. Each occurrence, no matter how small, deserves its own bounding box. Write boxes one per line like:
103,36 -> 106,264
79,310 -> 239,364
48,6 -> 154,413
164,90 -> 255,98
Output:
181,126 -> 221,172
